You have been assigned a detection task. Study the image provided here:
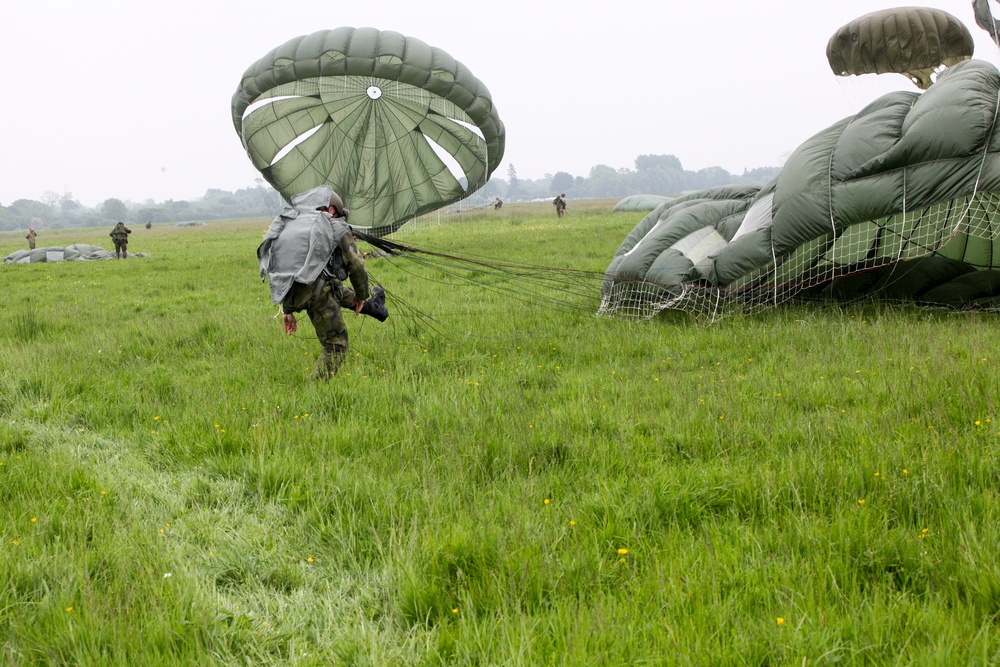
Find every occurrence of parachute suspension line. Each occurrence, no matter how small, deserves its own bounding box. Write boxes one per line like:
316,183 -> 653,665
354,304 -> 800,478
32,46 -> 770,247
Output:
364,273 -> 458,343
770,238 -> 779,308
826,140 -> 839,269
893,169 -> 912,262
369,76 -> 382,233
709,282 -> 722,325
901,169 -> 907,262
353,229 -> 607,319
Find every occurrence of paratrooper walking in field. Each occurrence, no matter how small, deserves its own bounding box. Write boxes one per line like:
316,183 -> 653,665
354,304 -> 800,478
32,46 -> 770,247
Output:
553,194 -> 567,218
258,185 -> 388,380
110,222 -> 132,259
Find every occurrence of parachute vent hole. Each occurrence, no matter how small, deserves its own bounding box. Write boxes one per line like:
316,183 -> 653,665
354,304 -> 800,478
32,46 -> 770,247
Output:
367,86 -> 382,100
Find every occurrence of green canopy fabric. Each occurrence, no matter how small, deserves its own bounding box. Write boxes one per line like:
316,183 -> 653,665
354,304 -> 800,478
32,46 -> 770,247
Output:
3,244 -> 144,264
232,27 -> 505,236
601,59 -> 1000,319
826,7 -> 974,89
612,195 -> 674,212
974,0 -> 1000,45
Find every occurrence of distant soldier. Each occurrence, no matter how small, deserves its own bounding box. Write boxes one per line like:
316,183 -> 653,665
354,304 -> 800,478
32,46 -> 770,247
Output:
145,221 -> 152,230
109,221 -> 132,259
553,194 -> 567,218
25,227 -> 36,249
493,197 -> 503,210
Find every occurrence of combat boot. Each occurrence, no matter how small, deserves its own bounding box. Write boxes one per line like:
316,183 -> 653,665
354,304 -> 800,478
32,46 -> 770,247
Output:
312,348 -> 345,380
360,285 -> 389,322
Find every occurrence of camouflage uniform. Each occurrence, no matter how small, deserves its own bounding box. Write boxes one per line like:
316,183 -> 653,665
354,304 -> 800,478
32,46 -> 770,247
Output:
280,231 -> 370,378
553,195 -> 567,218
258,185 -> 379,379
25,228 -> 36,249
109,222 -> 132,258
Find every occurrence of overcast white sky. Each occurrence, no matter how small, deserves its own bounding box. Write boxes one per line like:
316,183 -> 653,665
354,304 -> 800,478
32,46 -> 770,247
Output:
3,0 -> 1000,207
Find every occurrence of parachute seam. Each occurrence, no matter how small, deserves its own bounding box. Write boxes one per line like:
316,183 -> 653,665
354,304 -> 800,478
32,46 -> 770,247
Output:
770,235 -> 779,308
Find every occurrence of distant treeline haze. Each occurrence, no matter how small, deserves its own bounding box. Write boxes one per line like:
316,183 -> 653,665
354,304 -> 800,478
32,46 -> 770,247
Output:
0,154 -> 781,231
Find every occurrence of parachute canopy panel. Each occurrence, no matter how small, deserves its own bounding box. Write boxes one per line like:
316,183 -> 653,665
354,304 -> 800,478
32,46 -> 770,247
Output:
826,7 -> 974,89
612,195 -> 675,212
231,27 -> 505,235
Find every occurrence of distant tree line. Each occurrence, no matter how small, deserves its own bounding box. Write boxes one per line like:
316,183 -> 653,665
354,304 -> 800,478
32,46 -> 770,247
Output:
0,181 -> 284,232
486,154 -> 781,204
0,156 -> 780,230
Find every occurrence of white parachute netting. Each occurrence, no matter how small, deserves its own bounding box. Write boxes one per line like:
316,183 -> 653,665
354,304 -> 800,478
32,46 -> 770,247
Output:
598,191 -> 1000,322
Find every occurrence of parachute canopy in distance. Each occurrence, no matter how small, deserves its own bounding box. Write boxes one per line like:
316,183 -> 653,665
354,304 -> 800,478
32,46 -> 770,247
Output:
826,7 -> 974,89
973,0 -> 1000,46
4,244 -> 140,264
232,27 -> 506,235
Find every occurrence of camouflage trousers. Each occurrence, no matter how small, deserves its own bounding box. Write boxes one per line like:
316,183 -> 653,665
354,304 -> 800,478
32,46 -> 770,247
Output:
283,277 -> 358,377
113,240 -> 128,257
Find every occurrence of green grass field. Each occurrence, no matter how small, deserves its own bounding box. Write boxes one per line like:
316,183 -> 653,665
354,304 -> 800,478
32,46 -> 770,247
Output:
2,202 -> 1000,665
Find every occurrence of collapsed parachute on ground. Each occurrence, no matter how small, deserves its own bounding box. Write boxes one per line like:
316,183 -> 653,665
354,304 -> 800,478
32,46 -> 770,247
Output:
826,7 -> 974,89
4,244 -> 145,264
600,59 -> 1000,320
232,27 -> 505,236
613,195 -> 674,212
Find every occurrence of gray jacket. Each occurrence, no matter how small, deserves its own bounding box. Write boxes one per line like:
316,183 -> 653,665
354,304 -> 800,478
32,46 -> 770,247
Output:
257,185 -> 351,304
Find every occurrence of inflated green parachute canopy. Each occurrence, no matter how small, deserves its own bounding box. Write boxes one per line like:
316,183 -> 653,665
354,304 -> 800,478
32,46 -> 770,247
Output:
974,0 -> 1000,46
601,59 -> 1000,320
826,7 -> 974,89
232,27 -> 505,235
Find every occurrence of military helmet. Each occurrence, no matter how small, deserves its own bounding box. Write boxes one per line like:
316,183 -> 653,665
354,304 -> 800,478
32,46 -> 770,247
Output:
329,191 -> 345,217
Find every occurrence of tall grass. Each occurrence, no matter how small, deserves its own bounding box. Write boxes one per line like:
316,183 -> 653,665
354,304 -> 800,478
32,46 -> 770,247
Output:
1,204 -> 999,665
